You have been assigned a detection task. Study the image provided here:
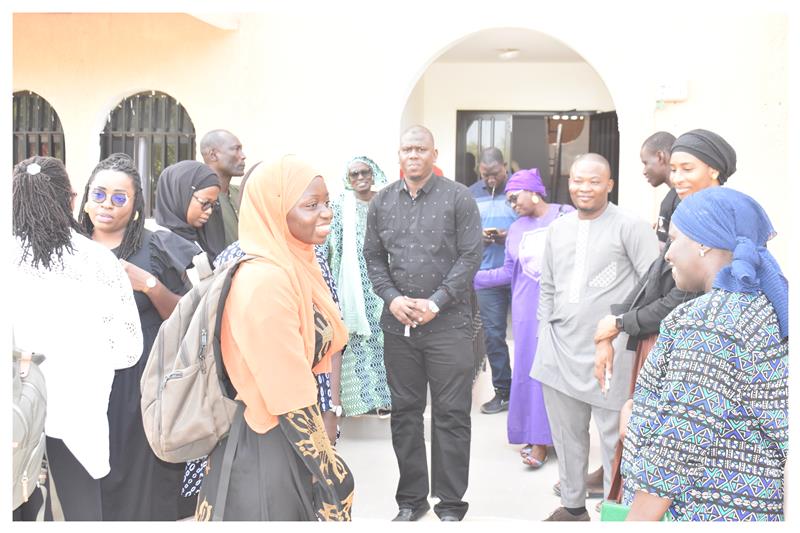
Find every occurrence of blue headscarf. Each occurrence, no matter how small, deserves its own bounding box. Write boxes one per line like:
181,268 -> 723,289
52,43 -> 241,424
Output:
671,187 -> 788,337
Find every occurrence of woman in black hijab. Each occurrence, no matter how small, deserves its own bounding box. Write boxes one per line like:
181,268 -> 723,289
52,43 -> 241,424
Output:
668,128 -> 737,199
155,160 -> 226,263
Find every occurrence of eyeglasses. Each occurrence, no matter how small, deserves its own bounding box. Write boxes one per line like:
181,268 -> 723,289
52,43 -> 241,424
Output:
506,191 -> 523,206
348,169 -> 373,180
89,188 -> 130,207
192,194 -> 220,212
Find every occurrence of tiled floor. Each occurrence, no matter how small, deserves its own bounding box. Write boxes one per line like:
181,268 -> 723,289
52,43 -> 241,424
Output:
336,339 -> 606,522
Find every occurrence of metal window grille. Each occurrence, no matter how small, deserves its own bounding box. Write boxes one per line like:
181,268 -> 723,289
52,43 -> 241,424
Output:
99,91 -> 196,216
12,91 -> 66,165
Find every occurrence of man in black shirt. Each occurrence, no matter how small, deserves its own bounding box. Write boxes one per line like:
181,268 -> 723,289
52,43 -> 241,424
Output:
640,131 -> 678,245
364,125 -> 482,522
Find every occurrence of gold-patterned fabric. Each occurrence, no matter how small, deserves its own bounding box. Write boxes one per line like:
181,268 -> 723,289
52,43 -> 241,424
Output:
194,304 -> 352,521
280,404 -> 353,520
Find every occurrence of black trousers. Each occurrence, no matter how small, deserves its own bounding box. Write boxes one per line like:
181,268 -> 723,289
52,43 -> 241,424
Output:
383,326 -> 473,520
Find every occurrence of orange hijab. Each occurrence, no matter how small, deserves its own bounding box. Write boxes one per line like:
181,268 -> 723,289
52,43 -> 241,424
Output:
238,154 -> 348,368
223,155 -> 348,432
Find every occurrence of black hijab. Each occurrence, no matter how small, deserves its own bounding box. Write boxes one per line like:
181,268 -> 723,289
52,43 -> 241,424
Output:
154,160 -> 226,262
671,129 -> 737,184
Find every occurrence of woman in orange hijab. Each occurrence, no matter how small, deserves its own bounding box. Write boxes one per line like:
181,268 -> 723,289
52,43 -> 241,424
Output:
195,155 -> 353,521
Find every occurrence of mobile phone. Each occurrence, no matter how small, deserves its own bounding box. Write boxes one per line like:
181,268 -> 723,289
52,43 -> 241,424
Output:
483,227 -> 499,236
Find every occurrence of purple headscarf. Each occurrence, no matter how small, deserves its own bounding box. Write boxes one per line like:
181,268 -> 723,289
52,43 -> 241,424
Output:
506,168 -> 546,197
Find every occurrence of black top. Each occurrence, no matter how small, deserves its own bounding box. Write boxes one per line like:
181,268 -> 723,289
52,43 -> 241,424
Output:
610,248 -> 700,350
364,174 -> 482,336
656,188 -> 680,243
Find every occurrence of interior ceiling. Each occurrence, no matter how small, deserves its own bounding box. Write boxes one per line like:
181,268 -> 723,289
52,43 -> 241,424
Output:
436,27 -> 584,63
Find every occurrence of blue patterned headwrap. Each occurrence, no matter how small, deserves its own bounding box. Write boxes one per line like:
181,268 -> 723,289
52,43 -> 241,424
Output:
671,187 -> 788,337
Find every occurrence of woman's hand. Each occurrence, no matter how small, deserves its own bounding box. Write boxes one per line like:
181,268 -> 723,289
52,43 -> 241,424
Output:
119,258 -> 156,293
619,399 -> 634,441
321,410 -> 339,446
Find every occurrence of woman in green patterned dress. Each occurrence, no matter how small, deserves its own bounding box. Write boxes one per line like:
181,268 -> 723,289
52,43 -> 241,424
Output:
323,156 -> 392,416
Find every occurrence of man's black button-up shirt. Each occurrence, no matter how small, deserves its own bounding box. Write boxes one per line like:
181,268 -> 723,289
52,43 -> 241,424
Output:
364,174 -> 483,336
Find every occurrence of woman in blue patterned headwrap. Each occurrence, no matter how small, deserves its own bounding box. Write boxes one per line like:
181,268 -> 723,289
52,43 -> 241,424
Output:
321,156 -> 392,416
621,187 -> 788,521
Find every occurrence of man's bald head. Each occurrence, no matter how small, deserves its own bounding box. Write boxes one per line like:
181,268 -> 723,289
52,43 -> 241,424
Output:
398,125 -> 437,182
570,153 -> 611,178
568,153 -> 613,219
400,125 -> 435,147
200,129 -> 246,180
200,129 -> 237,158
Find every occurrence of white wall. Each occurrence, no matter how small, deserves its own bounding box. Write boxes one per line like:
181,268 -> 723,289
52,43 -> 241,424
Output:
12,5 -> 790,263
400,76 -> 426,135
420,61 -> 614,180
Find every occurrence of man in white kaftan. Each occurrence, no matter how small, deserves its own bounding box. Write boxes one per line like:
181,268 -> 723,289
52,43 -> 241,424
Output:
532,154 -> 658,521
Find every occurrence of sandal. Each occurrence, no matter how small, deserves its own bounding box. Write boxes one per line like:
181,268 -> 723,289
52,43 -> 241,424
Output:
519,445 -> 533,458
522,445 -> 548,469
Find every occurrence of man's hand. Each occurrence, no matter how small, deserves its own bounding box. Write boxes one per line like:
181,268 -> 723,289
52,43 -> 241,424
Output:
389,296 -> 417,326
406,298 -> 437,327
493,229 -> 508,245
594,339 -> 615,392
594,314 -> 620,343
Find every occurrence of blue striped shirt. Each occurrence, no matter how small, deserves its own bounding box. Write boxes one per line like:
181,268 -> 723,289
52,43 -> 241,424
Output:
468,179 -> 518,271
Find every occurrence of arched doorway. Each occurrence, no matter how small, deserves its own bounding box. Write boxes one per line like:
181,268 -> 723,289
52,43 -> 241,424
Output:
100,91 -> 196,216
400,27 -> 618,205
12,91 -> 66,165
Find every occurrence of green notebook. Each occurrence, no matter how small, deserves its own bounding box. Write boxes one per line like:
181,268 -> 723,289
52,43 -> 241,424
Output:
600,501 -> 671,521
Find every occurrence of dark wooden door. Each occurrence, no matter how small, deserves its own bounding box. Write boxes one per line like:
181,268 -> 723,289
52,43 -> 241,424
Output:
588,110 -> 620,204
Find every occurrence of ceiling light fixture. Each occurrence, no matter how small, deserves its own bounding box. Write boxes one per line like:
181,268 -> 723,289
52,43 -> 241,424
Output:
497,48 -> 521,60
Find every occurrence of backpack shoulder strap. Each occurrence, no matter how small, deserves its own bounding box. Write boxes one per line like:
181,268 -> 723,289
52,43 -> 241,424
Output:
212,256 -> 255,400
192,252 -> 214,281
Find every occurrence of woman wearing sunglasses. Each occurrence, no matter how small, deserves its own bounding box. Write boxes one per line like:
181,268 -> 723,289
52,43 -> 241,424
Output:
321,156 -> 392,418
154,160 -> 227,264
473,168 -> 574,470
78,153 -> 198,520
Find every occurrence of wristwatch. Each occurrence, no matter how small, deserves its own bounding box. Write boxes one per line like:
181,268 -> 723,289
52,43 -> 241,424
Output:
614,314 -> 624,331
143,276 -> 158,293
427,300 -> 440,314
330,404 -> 343,417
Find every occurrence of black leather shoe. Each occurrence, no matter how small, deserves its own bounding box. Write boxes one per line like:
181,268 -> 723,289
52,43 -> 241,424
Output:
392,502 -> 430,521
439,514 -> 460,521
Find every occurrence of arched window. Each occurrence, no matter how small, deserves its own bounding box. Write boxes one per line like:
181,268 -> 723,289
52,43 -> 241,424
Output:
100,91 -> 196,216
12,91 -> 66,165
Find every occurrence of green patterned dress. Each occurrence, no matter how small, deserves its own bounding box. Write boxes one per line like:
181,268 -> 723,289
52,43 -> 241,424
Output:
323,194 -> 391,416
